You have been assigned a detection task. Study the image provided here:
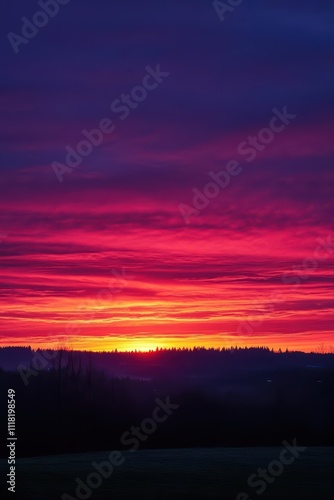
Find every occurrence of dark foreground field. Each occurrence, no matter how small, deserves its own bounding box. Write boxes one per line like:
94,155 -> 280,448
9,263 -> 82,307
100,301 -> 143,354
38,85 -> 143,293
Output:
1,447 -> 333,500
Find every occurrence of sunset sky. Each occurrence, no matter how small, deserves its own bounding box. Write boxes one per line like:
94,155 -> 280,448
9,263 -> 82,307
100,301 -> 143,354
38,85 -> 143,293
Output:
0,0 -> 333,352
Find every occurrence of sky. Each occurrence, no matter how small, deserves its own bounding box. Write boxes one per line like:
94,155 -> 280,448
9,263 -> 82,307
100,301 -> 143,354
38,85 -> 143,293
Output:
0,0 -> 333,352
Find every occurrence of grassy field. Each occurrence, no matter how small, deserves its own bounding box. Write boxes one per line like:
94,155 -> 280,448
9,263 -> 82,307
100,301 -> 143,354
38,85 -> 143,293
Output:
0,447 -> 333,500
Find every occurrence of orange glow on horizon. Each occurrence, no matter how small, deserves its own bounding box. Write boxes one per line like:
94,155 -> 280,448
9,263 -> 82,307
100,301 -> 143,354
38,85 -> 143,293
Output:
1,333 -> 333,354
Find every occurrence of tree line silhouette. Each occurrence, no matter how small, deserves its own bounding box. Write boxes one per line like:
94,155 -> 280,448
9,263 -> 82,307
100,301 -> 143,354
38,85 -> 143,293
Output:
0,347 -> 334,456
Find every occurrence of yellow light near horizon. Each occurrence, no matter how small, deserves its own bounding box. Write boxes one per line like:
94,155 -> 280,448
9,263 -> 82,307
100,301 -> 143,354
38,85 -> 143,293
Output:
124,340 -> 165,352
